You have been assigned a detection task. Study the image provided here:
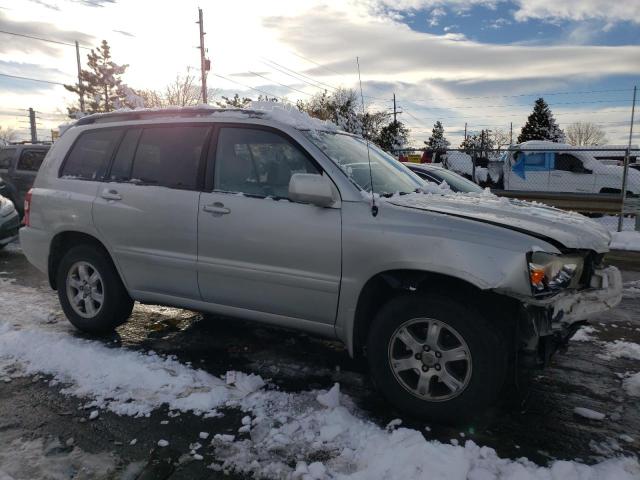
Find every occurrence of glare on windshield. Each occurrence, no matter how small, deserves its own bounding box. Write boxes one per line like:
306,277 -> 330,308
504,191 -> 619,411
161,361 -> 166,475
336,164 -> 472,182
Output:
303,131 -> 422,196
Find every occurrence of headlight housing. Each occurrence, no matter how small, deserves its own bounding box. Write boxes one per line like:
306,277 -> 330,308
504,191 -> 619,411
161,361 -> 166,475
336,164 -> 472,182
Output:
528,251 -> 585,296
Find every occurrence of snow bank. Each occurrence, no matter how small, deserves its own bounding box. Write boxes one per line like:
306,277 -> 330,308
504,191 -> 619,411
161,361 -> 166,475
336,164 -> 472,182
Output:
572,326 -> 598,342
599,340 -> 640,361
610,231 -> 640,251
1,280 -> 639,479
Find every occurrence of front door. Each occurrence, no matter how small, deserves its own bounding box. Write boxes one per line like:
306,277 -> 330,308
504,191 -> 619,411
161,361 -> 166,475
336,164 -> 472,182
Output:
197,126 -> 342,325
507,151 -> 551,191
93,125 -> 211,299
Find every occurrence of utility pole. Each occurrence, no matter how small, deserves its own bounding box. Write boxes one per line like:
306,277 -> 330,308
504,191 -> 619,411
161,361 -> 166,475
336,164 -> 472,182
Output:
75,41 -> 85,113
197,8 -> 209,104
464,122 -> 467,140
509,122 -> 513,145
618,85 -> 637,232
393,93 -> 397,123
28,108 -> 37,143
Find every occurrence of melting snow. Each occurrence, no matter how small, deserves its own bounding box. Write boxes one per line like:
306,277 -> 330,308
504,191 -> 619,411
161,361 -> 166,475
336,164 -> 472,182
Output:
1,280 -> 639,479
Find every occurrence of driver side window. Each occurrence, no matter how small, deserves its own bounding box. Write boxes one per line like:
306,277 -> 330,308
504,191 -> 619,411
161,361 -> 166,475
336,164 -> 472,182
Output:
214,127 -> 320,199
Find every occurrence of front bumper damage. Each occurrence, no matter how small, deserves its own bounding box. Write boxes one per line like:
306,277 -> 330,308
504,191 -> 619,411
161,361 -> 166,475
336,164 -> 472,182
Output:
517,266 -> 622,368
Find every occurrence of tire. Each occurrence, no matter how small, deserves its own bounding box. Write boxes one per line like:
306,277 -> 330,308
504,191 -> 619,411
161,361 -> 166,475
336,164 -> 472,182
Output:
56,245 -> 133,334
367,293 -> 508,424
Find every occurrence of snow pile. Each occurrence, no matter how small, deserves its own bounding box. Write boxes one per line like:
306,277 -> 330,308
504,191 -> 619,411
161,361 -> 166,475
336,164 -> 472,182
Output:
610,231 -> 640,251
623,373 -> 640,397
1,280 -> 639,479
599,340 -> 640,361
572,326 -> 598,342
247,101 -> 337,132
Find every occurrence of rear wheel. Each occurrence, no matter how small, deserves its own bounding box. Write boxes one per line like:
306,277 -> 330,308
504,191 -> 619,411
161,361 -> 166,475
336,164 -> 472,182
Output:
367,294 -> 508,423
56,245 -> 133,334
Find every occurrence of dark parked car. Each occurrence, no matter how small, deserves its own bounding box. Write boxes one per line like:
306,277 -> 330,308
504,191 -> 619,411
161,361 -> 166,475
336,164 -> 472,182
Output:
0,144 -> 50,217
403,163 -> 484,193
0,193 -> 19,249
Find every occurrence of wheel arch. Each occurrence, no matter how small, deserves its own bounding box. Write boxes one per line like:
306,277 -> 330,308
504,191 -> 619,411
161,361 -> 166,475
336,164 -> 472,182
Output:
351,269 -> 520,359
48,230 -> 121,291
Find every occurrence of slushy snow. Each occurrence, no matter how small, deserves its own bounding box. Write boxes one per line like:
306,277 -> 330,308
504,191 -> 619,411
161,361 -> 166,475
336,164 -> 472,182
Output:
1,279 -> 639,479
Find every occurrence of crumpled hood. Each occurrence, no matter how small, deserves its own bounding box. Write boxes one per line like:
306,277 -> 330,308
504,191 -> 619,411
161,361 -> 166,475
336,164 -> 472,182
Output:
388,191 -> 612,252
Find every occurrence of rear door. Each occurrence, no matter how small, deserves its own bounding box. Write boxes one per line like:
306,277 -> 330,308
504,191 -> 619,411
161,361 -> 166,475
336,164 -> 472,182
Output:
197,125 -> 342,325
93,124 -> 211,299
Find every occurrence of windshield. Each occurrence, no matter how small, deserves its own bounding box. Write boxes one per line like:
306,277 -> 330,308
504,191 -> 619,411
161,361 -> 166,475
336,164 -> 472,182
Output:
430,168 -> 484,193
304,131 -> 422,196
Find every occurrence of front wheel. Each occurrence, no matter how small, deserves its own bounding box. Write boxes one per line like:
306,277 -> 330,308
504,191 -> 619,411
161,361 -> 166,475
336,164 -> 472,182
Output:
56,245 -> 133,334
367,294 -> 507,423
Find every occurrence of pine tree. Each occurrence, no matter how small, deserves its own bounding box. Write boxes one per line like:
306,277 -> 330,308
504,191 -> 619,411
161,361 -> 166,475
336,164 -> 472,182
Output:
460,129 -> 495,157
376,120 -> 409,152
517,98 -> 565,143
425,121 -> 450,161
64,40 -> 130,117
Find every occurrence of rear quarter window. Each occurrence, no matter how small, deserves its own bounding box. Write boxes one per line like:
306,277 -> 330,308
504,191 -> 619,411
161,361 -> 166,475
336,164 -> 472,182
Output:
0,149 -> 15,170
17,149 -> 47,172
60,129 -> 122,180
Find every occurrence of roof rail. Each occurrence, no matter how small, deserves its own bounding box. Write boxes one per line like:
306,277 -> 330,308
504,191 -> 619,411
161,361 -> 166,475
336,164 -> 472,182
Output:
74,107 -> 264,126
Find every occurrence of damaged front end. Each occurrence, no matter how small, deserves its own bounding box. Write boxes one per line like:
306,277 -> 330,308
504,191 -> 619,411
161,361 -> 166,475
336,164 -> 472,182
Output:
516,258 -> 622,369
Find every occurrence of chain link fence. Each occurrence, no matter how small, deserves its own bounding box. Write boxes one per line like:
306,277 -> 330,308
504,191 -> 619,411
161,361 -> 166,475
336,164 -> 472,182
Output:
393,145 -> 640,233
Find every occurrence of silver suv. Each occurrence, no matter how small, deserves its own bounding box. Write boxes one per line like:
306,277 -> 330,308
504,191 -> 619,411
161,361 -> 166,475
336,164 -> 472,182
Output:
20,106 -> 622,422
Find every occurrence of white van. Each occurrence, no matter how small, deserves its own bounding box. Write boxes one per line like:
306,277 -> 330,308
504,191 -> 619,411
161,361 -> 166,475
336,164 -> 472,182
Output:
503,141 -> 640,194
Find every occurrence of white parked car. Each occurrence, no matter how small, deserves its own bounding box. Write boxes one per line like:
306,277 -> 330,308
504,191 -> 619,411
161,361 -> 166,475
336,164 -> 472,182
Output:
502,141 -> 640,194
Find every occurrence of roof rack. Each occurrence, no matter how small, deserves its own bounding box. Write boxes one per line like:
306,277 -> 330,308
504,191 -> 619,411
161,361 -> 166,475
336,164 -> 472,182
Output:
74,107 -> 264,126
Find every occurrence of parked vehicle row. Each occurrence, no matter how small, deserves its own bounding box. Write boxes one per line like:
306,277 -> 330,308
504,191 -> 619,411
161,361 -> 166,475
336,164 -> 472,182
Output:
0,193 -> 19,250
20,106 -> 622,422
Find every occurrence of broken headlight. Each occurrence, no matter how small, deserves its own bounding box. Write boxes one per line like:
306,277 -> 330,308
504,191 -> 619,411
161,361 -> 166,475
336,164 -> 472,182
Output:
528,252 -> 584,296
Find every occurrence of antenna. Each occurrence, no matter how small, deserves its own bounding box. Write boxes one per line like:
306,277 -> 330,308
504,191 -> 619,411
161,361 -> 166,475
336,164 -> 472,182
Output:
356,57 -> 378,217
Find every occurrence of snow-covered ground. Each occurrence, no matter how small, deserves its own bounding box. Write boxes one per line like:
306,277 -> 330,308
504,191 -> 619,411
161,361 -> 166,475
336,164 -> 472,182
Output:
1,277 -> 639,479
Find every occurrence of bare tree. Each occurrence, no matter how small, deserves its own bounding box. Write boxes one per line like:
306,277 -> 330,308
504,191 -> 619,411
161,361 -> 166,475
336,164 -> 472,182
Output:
137,69 -> 202,108
490,128 -> 511,152
0,126 -> 17,145
566,122 -> 608,146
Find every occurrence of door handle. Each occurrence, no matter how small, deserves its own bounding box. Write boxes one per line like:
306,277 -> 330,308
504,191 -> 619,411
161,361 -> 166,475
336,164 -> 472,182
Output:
101,188 -> 122,201
203,202 -> 230,215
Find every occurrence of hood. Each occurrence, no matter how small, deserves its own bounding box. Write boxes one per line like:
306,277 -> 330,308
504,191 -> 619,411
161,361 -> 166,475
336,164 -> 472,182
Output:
387,191 -> 611,252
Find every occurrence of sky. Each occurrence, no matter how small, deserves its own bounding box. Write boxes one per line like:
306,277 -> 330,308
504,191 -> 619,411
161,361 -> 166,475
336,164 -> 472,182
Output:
0,0 -> 638,146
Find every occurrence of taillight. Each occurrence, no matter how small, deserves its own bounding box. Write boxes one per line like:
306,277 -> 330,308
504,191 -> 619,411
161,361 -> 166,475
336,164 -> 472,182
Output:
23,189 -> 32,226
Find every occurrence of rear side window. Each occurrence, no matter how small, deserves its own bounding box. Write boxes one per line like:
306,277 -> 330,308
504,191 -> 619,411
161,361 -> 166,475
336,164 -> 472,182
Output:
109,129 -> 141,182
61,129 -> 122,180
0,149 -> 14,170
17,149 -> 47,172
130,126 -> 210,189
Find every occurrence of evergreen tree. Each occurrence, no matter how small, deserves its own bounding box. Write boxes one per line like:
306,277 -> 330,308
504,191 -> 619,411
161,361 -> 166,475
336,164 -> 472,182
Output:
460,129 -> 495,157
64,40 -> 130,117
517,98 -> 565,143
425,121 -> 450,162
215,93 -> 252,108
376,120 -> 409,152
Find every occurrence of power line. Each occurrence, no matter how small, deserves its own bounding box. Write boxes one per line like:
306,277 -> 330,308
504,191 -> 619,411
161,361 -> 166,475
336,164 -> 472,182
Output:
0,29 -> 91,49
261,57 -> 338,92
212,73 -> 287,101
396,108 -> 628,122
408,98 -> 629,109
247,70 -> 312,96
0,72 -> 67,86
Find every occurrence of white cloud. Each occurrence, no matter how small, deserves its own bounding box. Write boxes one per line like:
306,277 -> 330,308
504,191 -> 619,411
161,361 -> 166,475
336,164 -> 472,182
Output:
513,0 -> 640,25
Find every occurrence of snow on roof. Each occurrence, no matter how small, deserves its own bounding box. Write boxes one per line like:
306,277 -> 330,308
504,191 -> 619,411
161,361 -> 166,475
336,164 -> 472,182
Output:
63,102 -> 339,135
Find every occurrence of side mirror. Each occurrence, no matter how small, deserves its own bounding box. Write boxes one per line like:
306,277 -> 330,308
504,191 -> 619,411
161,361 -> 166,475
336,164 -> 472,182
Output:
289,173 -> 336,207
